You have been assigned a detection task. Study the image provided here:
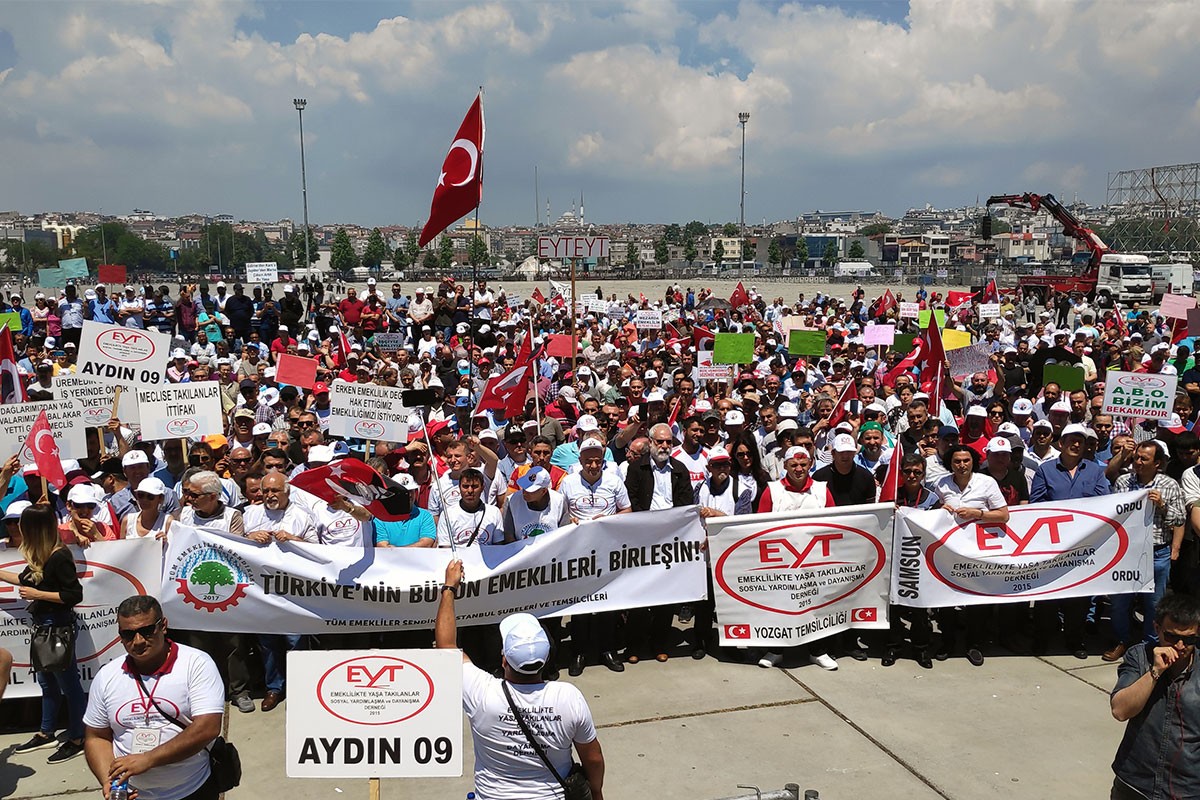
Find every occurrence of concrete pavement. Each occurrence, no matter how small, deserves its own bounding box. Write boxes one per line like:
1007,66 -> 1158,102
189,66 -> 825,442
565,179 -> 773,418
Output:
0,645 -> 1125,800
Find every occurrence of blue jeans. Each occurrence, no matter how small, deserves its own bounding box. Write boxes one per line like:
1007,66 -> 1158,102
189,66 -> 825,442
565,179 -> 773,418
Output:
258,634 -> 302,694
1111,545 -> 1172,645
34,616 -> 86,742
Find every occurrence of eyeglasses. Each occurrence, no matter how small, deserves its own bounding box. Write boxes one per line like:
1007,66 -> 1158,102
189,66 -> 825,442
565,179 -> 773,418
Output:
134,492 -> 161,501
231,457 -> 252,464
902,468 -> 924,475
182,488 -> 215,498
1160,630 -> 1199,647
297,420 -> 317,427
118,619 -> 163,642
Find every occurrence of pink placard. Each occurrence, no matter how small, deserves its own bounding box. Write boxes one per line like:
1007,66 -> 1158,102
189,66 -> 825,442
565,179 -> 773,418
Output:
1160,293 -> 1196,319
863,324 -> 895,346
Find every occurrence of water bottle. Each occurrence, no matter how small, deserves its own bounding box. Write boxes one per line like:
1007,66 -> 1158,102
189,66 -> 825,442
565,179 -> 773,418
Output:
110,780 -> 130,800
466,794 -> 476,800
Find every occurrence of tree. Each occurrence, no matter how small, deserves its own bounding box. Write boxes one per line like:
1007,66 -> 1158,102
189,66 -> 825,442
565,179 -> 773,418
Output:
191,561 -> 234,595
362,228 -> 387,270
684,238 -> 698,266
859,222 -> 892,237
72,222 -> 169,272
742,239 -> 754,263
654,238 -> 669,267
713,240 -> 725,271
848,240 -> 865,259
423,250 -> 440,270
722,222 -> 739,237
794,237 -> 809,268
663,223 -> 682,244
438,235 -> 454,270
404,231 -> 421,267
393,246 -> 410,269
625,241 -> 638,268
330,228 -> 359,274
684,220 -> 707,240
467,234 -> 488,266
290,227 -> 319,267
504,249 -> 516,264
822,241 -> 839,266
768,239 -> 782,269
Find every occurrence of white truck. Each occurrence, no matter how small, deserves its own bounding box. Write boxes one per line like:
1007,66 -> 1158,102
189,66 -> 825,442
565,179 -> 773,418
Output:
1150,262 -> 1195,301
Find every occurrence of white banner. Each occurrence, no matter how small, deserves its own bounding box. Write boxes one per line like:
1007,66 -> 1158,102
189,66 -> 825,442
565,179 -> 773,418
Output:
160,507 -> 707,633
1102,371 -> 1179,421
328,381 -> 414,442
52,374 -> 141,427
372,332 -> 404,350
76,321 -> 171,388
0,539 -> 163,697
706,504 -> 893,647
0,399 -> 89,461
891,491 -> 1155,608
635,310 -> 663,330
135,382 -> 225,440
696,351 -> 733,382
245,261 -> 279,283
899,302 -> 920,319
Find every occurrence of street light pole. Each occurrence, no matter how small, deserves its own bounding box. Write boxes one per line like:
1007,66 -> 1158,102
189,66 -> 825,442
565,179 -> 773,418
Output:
738,111 -> 750,280
294,99 -> 311,274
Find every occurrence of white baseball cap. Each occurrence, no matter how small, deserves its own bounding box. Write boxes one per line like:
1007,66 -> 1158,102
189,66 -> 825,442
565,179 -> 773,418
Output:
1050,400 -> 1072,415
516,466 -> 551,492
724,409 -> 745,427
307,445 -> 334,464
1060,423 -> 1089,439
832,433 -> 857,453
783,446 -> 809,462
966,405 -> 987,418
136,477 -> 167,496
499,613 -> 551,674
1011,399 -> 1033,415
122,450 -> 149,467
984,436 -> 1011,454
393,473 -> 419,492
576,414 -> 600,433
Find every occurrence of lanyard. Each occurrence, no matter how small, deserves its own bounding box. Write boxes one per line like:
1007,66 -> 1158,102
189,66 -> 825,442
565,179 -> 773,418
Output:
135,673 -> 164,727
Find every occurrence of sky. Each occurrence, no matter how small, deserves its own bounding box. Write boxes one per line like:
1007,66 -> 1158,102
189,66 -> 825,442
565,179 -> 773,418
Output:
1,0 -> 1198,228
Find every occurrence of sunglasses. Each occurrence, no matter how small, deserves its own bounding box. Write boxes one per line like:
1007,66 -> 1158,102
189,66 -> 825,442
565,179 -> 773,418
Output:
134,492 -> 161,501
118,619 -> 163,642
231,457 -> 252,464
1160,630 -> 1199,647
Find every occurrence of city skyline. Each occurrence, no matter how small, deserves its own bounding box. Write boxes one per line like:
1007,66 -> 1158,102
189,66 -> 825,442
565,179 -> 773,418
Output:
1,1 -> 1197,227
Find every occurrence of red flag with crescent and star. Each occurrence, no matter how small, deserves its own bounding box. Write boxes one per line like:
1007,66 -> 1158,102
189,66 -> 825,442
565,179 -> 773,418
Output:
418,92 -> 484,247
531,287 -> 546,305
476,336 -> 538,418
290,458 -> 412,521
877,449 -> 902,503
0,326 -> 26,404
730,282 -> 750,309
23,410 -> 67,490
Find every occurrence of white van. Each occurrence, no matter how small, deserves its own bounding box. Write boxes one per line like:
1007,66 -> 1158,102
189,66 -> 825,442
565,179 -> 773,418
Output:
1150,263 -> 1195,300
833,260 -> 877,278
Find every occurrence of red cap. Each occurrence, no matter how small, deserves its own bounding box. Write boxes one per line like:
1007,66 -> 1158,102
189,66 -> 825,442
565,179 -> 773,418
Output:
313,381 -> 330,394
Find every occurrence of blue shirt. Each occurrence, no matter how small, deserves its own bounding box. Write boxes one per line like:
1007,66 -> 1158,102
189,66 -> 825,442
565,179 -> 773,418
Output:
1029,457 -> 1110,503
374,508 -> 436,546
88,298 -> 117,324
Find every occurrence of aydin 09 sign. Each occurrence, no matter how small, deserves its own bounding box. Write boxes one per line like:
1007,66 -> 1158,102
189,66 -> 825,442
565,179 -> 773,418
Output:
76,322 -> 172,388
707,504 -> 893,647
1101,370 -> 1179,421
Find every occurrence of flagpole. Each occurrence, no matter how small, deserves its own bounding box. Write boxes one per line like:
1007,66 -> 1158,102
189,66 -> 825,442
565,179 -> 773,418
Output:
419,409 -> 457,555
528,315 -> 541,423
471,86 -> 484,342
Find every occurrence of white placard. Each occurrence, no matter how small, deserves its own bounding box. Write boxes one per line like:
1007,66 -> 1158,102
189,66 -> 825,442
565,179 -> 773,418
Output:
1102,370 -> 1179,421
0,399 -> 88,462
579,293 -> 599,303
585,298 -> 607,313
286,649 -> 463,778
506,294 -> 522,309
246,261 -> 279,283
979,303 -> 1001,319
76,321 -> 172,388
696,351 -> 733,382
135,382 -> 225,440
899,302 -> 920,319
373,333 -> 404,350
936,269 -> 948,279
328,381 -> 414,441
52,374 -> 141,427
635,310 -> 663,330
537,236 -> 610,260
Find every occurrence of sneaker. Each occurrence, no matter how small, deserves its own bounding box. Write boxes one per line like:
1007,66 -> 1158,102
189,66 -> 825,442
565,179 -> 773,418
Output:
757,651 -> 782,668
14,732 -> 58,754
809,653 -> 838,671
234,694 -> 256,713
47,740 -> 84,764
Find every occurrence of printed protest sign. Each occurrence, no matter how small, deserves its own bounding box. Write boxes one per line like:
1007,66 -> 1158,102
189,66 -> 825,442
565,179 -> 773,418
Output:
37,268 -> 65,288
696,351 -> 733,382
863,324 -> 895,346
1159,293 -> 1195,320
286,649 -> 463,778
898,302 -> 920,319
892,492 -> 1154,607
328,382 -> 414,442
245,261 -> 279,283
942,329 -> 972,351
0,539 -> 161,697
713,333 -> 756,364
506,294 -> 522,309
979,303 -> 1001,319
58,257 -> 89,278
635,310 -> 662,330
787,329 -> 827,357
1043,362 -> 1087,392
135,383 -> 224,440
76,321 -> 171,388
707,504 -> 893,647
586,298 -> 607,314
1102,370 -> 1178,421
947,342 -> 992,380
0,399 -> 88,461
276,353 -> 319,390
53,374 -> 141,427
372,333 -> 404,351
97,264 -> 127,284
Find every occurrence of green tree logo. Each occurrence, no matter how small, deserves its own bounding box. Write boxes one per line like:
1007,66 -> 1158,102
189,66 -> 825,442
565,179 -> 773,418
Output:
191,561 -> 235,595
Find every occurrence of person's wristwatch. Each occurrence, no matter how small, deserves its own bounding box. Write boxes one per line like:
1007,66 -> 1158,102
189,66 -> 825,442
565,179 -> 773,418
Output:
440,584 -> 459,594
1150,666 -> 1163,681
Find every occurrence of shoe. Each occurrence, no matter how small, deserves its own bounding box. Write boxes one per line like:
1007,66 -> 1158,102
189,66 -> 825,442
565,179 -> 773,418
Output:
1072,647 -> 1088,660
678,605 -> 694,623
261,690 -> 283,712
234,694 -> 256,714
809,653 -> 838,671
655,653 -> 669,663
14,732 -> 58,753
47,740 -> 84,764
1102,643 -> 1128,663
600,651 -> 624,673
881,649 -> 898,667
626,654 -> 640,665
915,650 -> 933,669
544,667 -> 560,681
691,647 -> 706,660
569,655 -> 585,677
966,648 -> 984,666
934,646 -> 950,661
758,651 -> 782,668
846,646 -> 869,662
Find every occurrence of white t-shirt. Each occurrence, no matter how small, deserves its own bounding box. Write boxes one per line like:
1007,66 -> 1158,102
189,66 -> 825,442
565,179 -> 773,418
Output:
558,471 -> 631,521
291,489 -> 372,547
502,490 -> 569,540
462,661 -> 596,800
427,473 -> 501,516
930,472 -> 1007,511
437,502 -> 503,547
243,502 -> 318,541
83,643 -> 225,800
670,445 -> 709,490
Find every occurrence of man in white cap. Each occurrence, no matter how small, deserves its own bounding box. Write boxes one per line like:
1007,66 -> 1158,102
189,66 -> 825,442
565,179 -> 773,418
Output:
408,287 -> 434,340
502,467 -> 568,542
435,560 -> 605,800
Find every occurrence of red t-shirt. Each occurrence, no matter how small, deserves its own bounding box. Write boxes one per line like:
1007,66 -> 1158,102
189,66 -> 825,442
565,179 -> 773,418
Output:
339,298 -> 366,325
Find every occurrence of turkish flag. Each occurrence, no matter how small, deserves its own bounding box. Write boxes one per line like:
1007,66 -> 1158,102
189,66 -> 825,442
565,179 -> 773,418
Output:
826,378 -> 860,428
692,325 -> 715,349
22,410 -> 67,490
0,326 -> 26,404
877,450 -> 902,503
477,335 -> 538,417
665,321 -> 682,339
723,624 -> 751,640
946,290 -> 973,310
876,289 -> 897,318
981,279 -> 999,304
290,459 -> 412,521
531,287 -> 546,305
729,282 -> 750,309
418,93 -> 484,247
336,327 -> 353,368
851,608 -> 878,623
919,312 -> 951,415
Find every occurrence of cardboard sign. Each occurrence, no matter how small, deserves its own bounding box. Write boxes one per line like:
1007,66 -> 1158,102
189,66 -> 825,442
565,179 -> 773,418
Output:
935,269 -> 948,279
1042,362 -> 1087,392
942,329 -> 972,351
328,382 -> 414,442
276,353 -> 319,390
863,324 -> 895,346
585,299 -> 607,314
506,294 -> 522,309
135,383 -> 224,440
579,293 -> 599,303
285,649 -> 463,778
635,310 -> 663,330
76,322 -> 171,388
713,333 -> 755,365
696,351 -> 733,382
53,374 -> 141,427
545,334 -> 576,359
979,303 -> 1001,319
98,264 -> 127,284
0,399 -> 88,462
245,261 -> 279,283
898,302 -> 920,319
918,309 -> 946,328
947,342 -> 992,380
1188,306 -> 1200,337
58,257 -> 89,278
372,333 -> 404,351
0,312 -> 20,332
1102,370 -> 1178,421
892,333 -> 917,354
37,268 -> 65,288
1160,293 -> 1196,320
787,329 -> 827,357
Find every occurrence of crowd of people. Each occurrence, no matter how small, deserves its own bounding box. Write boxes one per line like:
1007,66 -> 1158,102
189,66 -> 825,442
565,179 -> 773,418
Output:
1,275 -> 1198,799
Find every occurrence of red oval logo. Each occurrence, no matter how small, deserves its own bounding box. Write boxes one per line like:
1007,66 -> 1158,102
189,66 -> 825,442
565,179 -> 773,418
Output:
316,655 -> 435,726
925,505 -> 1130,597
354,420 -> 385,438
1116,374 -> 1167,390
714,521 -> 886,615
95,329 -> 157,363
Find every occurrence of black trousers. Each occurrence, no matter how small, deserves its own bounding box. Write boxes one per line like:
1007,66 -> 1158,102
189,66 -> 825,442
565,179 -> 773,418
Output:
1033,597 -> 1089,649
624,605 -> 676,656
571,612 -> 619,659
182,770 -> 219,800
887,605 -> 932,650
